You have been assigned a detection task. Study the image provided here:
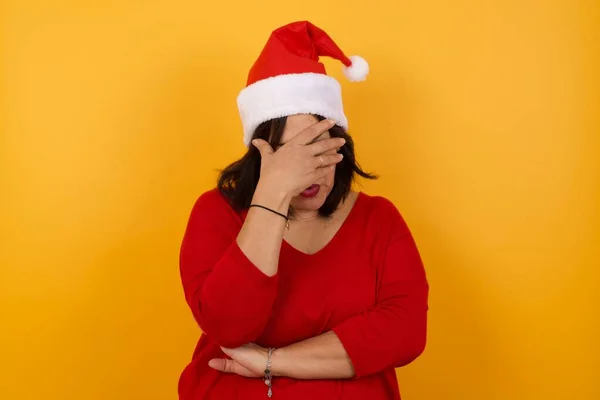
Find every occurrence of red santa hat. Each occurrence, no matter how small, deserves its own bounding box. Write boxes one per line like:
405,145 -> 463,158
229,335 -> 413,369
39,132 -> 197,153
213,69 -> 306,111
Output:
237,21 -> 369,146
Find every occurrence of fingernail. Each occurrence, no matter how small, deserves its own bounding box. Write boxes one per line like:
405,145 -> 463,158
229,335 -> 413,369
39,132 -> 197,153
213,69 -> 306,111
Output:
251,139 -> 258,146
327,119 -> 336,125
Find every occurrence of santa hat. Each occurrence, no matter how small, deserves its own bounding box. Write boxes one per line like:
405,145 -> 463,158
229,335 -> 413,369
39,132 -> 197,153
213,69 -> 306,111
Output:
237,21 -> 369,146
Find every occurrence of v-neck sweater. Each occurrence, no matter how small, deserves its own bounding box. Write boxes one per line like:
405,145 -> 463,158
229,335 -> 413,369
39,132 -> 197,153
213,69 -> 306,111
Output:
178,188 -> 429,400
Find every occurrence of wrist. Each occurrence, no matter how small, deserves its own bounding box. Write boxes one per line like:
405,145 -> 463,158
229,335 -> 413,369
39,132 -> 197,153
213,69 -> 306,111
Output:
269,347 -> 288,378
253,180 -> 292,214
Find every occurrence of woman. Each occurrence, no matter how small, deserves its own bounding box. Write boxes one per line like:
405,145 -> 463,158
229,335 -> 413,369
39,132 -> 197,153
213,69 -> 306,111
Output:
178,21 -> 429,400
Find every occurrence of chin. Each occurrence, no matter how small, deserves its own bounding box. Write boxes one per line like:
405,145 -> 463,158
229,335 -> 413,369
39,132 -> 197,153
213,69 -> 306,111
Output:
291,191 -> 329,211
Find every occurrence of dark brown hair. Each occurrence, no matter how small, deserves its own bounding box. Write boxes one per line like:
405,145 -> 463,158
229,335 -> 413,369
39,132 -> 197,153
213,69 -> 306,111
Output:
217,115 -> 377,217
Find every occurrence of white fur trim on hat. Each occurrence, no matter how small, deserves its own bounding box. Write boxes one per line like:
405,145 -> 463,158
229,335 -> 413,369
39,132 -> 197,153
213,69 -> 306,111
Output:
237,73 -> 349,147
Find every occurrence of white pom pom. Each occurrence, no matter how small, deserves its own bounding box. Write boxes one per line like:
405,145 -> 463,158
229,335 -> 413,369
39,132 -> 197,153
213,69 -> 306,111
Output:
343,55 -> 369,82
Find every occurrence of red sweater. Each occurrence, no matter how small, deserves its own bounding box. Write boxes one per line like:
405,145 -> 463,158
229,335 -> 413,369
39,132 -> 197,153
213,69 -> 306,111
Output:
178,189 -> 429,400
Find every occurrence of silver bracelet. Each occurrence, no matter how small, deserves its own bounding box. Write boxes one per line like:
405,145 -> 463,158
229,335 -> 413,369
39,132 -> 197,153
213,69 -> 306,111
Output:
264,348 -> 276,397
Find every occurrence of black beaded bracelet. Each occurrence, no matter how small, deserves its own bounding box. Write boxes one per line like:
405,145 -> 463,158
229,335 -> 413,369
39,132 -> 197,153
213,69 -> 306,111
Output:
249,204 -> 290,229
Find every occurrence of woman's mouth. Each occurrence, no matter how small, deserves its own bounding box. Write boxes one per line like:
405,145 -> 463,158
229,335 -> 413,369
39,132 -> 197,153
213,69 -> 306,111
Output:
300,184 -> 320,198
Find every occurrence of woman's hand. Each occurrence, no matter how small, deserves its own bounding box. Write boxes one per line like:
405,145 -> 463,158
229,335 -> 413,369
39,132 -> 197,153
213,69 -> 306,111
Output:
208,343 -> 269,378
252,118 -> 345,197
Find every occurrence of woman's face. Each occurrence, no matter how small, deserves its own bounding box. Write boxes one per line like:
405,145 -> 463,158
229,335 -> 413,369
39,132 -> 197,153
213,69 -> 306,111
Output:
278,114 -> 336,212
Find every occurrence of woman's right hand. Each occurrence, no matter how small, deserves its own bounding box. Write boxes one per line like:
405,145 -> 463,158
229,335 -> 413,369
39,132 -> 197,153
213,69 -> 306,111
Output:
251,119 -> 346,198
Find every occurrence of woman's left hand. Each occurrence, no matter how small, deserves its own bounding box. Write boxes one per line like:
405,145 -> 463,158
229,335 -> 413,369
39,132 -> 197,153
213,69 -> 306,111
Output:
208,343 -> 269,378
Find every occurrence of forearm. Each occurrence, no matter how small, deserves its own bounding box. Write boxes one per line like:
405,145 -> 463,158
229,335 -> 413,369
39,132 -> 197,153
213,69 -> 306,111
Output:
181,184 -> 286,347
236,180 -> 291,277
197,242 -> 278,347
272,331 -> 355,380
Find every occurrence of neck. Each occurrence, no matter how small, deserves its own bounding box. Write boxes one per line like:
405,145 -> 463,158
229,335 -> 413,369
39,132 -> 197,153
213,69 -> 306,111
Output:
291,208 -> 321,222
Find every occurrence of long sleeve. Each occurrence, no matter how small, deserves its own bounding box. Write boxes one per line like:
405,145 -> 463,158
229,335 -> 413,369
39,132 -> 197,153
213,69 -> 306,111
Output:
179,189 -> 279,348
332,202 -> 429,378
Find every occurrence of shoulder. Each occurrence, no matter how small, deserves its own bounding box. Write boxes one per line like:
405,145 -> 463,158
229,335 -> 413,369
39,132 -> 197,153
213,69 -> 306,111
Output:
358,192 -> 402,219
180,189 -> 243,257
186,187 -> 241,225
357,192 -> 411,237
193,187 -> 230,208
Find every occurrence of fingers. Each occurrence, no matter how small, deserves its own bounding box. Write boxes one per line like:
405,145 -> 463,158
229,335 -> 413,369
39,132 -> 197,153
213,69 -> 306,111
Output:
209,358 -> 257,378
251,139 -> 274,157
208,358 -> 236,374
220,347 -> 234,357
292,118 -> 336,145
310,164 -> 337,181
307,137 -> 346,156
312,153 -> 343,169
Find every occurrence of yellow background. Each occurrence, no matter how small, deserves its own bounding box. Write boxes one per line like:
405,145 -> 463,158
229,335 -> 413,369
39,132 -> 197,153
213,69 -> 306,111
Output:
2,1 -> 599,399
